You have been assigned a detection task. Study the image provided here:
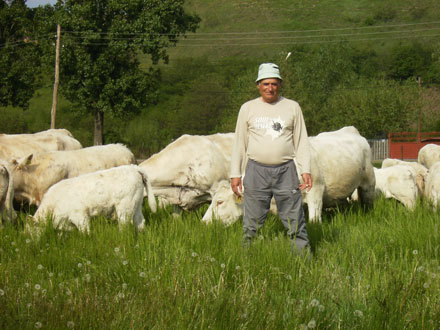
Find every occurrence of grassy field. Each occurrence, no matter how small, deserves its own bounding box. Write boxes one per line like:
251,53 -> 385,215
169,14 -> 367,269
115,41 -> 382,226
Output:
1,197 -> 439,329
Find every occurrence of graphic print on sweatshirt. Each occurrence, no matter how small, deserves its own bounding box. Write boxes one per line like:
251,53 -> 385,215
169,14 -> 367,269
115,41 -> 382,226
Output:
253,116 -> 285,140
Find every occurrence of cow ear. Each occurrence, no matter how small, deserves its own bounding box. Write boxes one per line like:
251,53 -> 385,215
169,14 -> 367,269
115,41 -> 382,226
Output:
16,154 -> 33,169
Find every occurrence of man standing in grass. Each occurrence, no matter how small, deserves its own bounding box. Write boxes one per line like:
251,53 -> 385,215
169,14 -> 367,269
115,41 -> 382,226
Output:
230,63 -> 312,254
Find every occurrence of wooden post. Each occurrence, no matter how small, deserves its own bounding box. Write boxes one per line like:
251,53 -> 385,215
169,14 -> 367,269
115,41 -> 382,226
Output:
50,24 -> 61,129
417,76 -> 422,143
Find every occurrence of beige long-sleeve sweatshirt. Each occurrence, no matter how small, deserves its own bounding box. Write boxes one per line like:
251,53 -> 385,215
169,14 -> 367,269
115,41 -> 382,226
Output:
230,96 -> 311,178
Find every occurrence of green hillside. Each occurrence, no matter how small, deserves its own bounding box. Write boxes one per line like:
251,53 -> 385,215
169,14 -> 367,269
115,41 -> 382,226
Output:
2,0 -> 440,156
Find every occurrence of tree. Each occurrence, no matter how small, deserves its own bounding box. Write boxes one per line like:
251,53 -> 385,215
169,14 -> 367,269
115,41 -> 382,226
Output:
387,42 -> 432,81
0,0 -> 41,109
53,0 -> 200,145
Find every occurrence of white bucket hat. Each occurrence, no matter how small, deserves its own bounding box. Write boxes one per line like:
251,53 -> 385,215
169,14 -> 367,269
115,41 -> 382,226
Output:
256,63 -> 282,82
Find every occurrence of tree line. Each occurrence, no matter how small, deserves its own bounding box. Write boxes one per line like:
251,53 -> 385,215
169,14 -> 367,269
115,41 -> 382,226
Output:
1,0 -> 440,157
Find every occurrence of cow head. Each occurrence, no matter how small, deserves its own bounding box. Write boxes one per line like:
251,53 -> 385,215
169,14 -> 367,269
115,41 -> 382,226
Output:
202,180 -> 243,225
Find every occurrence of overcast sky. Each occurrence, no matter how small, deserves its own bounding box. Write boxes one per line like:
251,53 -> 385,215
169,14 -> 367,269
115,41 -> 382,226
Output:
27,0 -> 57,8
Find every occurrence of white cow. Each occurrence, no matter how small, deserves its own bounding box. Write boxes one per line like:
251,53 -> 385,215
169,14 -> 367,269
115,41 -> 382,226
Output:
418,144 -> 440,170
32,165 -> 157,232
0,161 -> 16,222
381,158 -> 428,196
0,128 -> 82,161
10,144 -> 136,206
424,161 -> 440,209
374,165 -> 419,209
202,126 -> 376,224
139,133 -> 234,210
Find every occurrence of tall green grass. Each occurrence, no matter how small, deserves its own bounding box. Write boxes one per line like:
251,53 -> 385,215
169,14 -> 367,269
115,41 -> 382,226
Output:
1,197 -> 439,329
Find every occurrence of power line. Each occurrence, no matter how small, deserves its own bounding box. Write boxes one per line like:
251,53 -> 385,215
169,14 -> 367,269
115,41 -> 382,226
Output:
60,21 -> 440,36
59,33 -> 440,47
60,27 -> 440,42
3,23 -> 440,49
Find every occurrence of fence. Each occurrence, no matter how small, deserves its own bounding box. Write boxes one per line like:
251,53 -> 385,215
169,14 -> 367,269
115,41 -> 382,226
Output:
368,132 -> 440,161
368,139 -> 388,161
388,132 -> 440,160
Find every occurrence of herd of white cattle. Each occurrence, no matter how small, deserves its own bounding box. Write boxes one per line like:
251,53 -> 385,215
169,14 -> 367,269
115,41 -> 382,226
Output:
1,127 -> 440,233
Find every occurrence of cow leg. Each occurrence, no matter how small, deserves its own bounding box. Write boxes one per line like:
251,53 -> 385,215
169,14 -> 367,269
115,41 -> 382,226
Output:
358,167 -> 376,207
70,214 -> 90,233
132,204 -> 146,231
304,187 -> 324,223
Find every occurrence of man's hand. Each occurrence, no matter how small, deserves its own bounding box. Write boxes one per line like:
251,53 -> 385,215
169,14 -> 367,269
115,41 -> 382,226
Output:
230,177 -> 243,197
299,173 -> 312,192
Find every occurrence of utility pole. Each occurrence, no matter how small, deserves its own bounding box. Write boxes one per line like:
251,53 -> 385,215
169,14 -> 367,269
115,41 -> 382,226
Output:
50,24 -> 61,129
417,76 -> 422,143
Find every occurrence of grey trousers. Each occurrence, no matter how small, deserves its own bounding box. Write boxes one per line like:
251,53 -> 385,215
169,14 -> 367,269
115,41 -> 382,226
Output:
243,159 -> 310,251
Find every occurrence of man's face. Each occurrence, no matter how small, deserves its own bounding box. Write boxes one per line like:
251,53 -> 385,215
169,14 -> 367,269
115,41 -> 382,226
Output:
257,78 -> 281,103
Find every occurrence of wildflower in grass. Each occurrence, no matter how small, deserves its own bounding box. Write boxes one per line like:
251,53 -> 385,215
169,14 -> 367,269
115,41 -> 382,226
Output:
0,289 -> 4,296
191,252 -> 198,258
122,260 -> 128,266
346,276 -> 351,280
66,289 -> 72,296
34,284 -> 41,291
86,260 -> 91,265
67,321 -> 75,328
42,289 -> 47,295
431,273 -> 437,279
135,244 -> 139,249
27,303 -> 31,308
10,241 -> 15,246
24,238 -> 30,243
310,299 -> 319,307
34,321 -> 42,328
37,264 -> 43,270
307,318 -> 316,328
258,235 -> 264,240
221,263 -> 225,269
417,266 -> 425,272
15,248 -> 19,252
298,325 -> 307,330
210,257 -> 215,262
354,310 -> 363,317
122,283 -> 127,290
285,274 -> 292,280
77,263 -> 83,268
412,250 -> 418,255
318,305 -> 325,312
423,282 -> 430,288
48,272 -> 53,277
84,274 -> 91,282
139,272 -> 146,278
25,283 -> 29,288
235,266 -> 241,271
118,292 -> 125,299
114,247 -> 120,253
